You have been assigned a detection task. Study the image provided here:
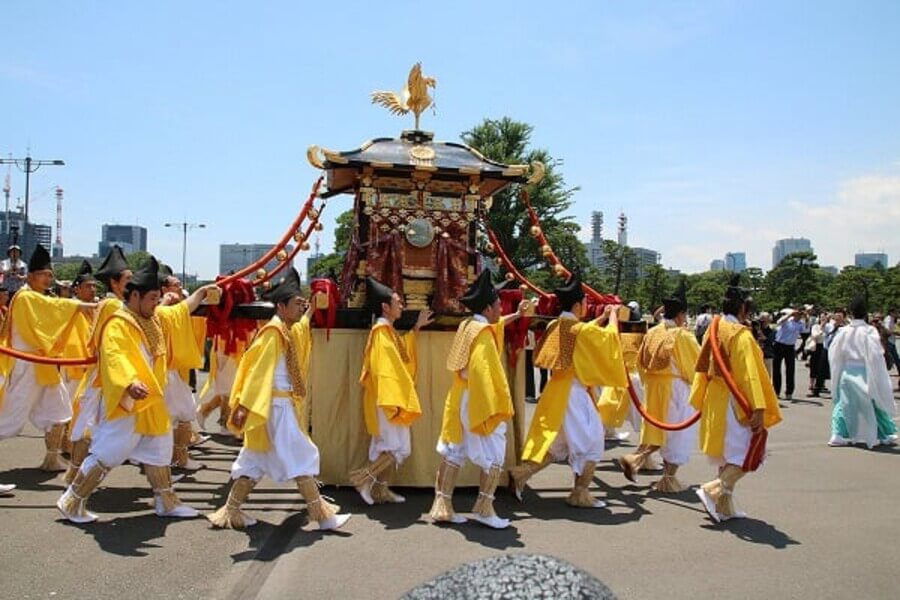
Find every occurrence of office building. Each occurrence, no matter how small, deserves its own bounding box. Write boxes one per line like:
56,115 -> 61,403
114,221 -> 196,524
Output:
724,252 -> 747,272
855,252 -> 888,269
219,243 -> 295,276
98,224 -> 148,257
710,259 -> 725,271
772,237 -> 812,268
0,211 -> 53,261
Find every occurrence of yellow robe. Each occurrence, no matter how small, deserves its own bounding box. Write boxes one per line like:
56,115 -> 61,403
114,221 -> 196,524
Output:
62,311 -> 94,383
157,305 -> 205,382
689,319 -> 782,459
359,322 -> 420,436
228,315 -> 312,452
597,331 -> 642,428
98,310 -> 170,436
439,318 -> 512,444
0,287 -> 82,405
199,336 -> 251,400
72,298 -> 124,407
521,318 -> 627,464
639,323 -> 701,447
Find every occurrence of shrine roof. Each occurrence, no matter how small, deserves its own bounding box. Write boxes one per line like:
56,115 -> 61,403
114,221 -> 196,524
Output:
308,130 -> 544,198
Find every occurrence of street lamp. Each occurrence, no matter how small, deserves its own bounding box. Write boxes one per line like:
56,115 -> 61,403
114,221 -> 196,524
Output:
0,153 -> 65,250
164,222 -> 206,284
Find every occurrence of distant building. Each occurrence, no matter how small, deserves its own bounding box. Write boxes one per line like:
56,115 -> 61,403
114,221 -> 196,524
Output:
665,268 -> 682,278
219,243 -> 294,276
724,252 -> 747,272
855,252 -> 888,269
99,224 -> 147,257
631,247 -> 659,278
0,211 -> 53,261
820,265 -> 839,276
584,210 -> 605,269
772,237 -> 812,268
710,259 -> 726,271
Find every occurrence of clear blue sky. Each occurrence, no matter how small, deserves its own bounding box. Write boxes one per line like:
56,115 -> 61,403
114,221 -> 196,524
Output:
3,1 -> 899,278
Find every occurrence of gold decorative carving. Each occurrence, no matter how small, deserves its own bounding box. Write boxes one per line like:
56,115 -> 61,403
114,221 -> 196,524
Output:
527,161 -> 546,185
371,63 -> 437,130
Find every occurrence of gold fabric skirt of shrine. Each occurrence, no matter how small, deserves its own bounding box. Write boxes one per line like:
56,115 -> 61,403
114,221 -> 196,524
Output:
307,329 -> 526,487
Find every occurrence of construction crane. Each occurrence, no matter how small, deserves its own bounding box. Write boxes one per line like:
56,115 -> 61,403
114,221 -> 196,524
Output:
3,159 -> 10,214
52,186 -> 64,258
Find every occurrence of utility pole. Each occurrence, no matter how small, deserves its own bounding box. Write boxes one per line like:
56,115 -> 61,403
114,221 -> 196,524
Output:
0,153 -> 65,250
165,221 -> 206,283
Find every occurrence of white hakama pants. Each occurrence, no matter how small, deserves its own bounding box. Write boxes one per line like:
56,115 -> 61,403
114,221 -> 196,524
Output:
437,390 -> 508,472
626,372 -> 644,432
369,408 -> 412,464
660,378 -> 698,466
0,360 -> 71,438
548,380 -> 605,476
88,411 -> 172,468
709,397 -> 752,468
165,371 -> 197,422
231,398 -> 320,483
70,383 -> 101,442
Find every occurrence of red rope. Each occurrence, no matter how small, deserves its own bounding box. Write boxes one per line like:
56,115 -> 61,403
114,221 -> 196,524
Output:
257,200 -> 327,286
625,375 -> 701,432
218,176 -> 323,287
520,190 -> 618,305
485,227 -> 549,298
0,345 -> 96,366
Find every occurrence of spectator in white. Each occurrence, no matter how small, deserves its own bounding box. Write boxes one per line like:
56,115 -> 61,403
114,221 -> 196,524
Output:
883,307 -> 900,386
808,311 -> 829,397
799,307 -> 813,360
0,245 -> 27,296
773,308 -> 805,401
827,296 -> 898,448
694,304 -> 713,345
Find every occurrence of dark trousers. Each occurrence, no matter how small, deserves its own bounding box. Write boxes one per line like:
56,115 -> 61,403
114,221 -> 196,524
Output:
772,341 -> 796,396
525,349 -> 535,400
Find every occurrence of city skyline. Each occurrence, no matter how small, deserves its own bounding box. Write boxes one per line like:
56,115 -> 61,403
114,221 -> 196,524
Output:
4,2 -> 899,278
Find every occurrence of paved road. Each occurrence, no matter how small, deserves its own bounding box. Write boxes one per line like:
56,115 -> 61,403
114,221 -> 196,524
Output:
1,367 -> 898,599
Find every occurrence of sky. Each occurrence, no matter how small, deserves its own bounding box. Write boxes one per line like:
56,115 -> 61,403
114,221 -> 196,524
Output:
2,1 -> 899,278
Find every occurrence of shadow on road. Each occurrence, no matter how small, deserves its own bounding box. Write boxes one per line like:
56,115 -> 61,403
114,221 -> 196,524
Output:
58,513 -> 182,557
0,467 -> 67,493
701,518 -> 800,549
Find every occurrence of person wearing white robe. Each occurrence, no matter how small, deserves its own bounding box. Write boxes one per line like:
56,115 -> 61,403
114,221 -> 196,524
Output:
828,297 -> 898,448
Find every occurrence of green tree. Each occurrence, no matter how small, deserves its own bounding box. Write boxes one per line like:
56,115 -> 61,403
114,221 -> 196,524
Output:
636,263 -> 671,310
685,270 -> 732,313
308,208 -> 354,280
762,251 -> 822,310
462,117 -> 588,288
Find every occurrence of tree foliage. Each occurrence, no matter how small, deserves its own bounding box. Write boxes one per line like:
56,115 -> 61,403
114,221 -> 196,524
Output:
462,117 -> 588,288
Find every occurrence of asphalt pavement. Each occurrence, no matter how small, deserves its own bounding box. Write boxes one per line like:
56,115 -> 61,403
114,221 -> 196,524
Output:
1,367 -> 898,599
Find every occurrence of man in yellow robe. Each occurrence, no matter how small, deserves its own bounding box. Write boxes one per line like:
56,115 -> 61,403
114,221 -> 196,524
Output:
349,276 -> 433,505
691,275 -> 782,522
512,274 -> 627,508
597,303 -> 646,442
64,246 -> 133,485
619,283 -> 701,492
56,257 -> 218,523
159,266 -> 209,470
0,244 -> 96,484
61,261 -> 97,403
429,270 -> 528,529
208,268 -> 350,531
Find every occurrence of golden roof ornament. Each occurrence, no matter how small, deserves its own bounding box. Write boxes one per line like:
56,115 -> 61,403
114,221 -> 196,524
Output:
371,62 -> 437,130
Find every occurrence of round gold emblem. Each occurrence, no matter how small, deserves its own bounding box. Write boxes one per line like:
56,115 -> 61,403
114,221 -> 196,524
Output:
405,218 -> 435,248
409,145 -> 436,161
